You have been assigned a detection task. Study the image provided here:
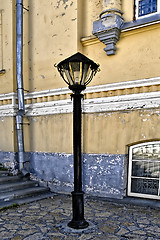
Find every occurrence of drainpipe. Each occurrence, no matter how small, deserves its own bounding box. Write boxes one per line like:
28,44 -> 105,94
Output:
16,0 -> 29,177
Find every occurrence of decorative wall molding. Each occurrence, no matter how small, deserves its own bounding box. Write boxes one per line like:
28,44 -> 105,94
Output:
0,77 -> 160,116
0,92 -> 17,117
81,35 -> 99,47
25,99 -> 73,116
85,76 -> 160,93
83,91 -> 160,113
25,91 -> 160,116
93,10 -> 124,55
25,87 -> 71,99
82,15 -> 160,47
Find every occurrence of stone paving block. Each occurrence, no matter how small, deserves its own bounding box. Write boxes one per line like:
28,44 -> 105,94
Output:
0,230 -> 16,239
0,194 -> 160,239
21,224 -> 36,230
17,229 -> 37,237
3,224 -> 19,230
116,227 -> 129,236
23,233 -> 46,240
11,236 -> 23,240
49,237 -> 64,240
99,224 -> 118,234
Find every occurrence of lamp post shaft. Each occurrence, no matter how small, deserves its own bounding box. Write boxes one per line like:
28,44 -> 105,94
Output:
73,92 -> 83,192
68,92 -> 89,229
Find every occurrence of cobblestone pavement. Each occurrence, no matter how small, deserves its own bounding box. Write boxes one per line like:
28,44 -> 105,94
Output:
0,194 -> 160,240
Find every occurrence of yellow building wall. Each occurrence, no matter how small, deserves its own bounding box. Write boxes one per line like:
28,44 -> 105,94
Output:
23,0 -> 83,92
82,0 -> 135,37
23,114 -> 73,153
22,0 -> 141,92
0,0 -> 159,158
83,110 -> 160,155
82,23 -> 160,86
2,0 -> 157,94
82,0 -> 102,37
22,0 -> 160,91
0,0 -> 15,94
122,0 -> 135,22
0,117 -> 15,151
21,108 -> 160,156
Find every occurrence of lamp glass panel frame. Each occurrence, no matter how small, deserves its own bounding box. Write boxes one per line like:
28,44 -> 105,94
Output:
60,62 -> 94,87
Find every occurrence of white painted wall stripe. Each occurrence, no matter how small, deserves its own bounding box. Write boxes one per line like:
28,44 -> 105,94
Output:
23,76 -> 160,97
26,91 -> 160,116
85,77 -> 160,93
0,76 -> 160,116
83,91 -> 160,113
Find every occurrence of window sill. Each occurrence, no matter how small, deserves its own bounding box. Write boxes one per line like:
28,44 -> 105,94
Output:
122,13 -> 160,32
81,14 -> 160,47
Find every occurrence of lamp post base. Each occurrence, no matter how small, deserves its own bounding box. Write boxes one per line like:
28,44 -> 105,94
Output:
68,191 -> 89,229
68,219 -> 89,229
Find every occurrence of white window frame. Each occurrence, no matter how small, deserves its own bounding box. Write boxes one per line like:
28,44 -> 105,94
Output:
135,0 -> 160,19
128,141 -> 160,200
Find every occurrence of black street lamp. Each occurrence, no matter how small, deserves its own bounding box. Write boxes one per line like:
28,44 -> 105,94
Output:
56,52 -> 99,229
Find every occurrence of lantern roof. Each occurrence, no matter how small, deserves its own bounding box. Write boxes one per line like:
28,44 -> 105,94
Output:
57,52 -> 99,70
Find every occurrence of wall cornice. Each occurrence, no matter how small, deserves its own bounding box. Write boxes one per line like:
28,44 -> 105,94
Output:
81,18 -> 160,46
0,77 -> 160,116
83,91 -> 160,113
85,77 -> 160,93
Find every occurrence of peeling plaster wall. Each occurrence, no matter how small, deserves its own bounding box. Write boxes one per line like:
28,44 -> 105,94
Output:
83,109 -> 160,154
0,117 -> 15,152
23,114 -> 73,153
83,25 -> 160,86
20,109 -> 160,155
15,108 -> 160,199
122,0 -> 135,22
83,153 -> 126,198
0,151 -> 17,171
23,0 -> 81,92
82,0 -> 102,37
82,0 -> 134,37
22,0 -> 160,91
28,152 -> 126,199
104,0 -> 122,10
0,0 -> 15,94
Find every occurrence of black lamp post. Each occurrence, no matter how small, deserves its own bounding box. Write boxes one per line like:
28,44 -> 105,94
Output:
56,52 -> 99,229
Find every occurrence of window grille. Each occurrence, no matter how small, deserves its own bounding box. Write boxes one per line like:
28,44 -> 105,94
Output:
139,0 -> 157,16
128,142 -> 160,200
135,0 -> 160,19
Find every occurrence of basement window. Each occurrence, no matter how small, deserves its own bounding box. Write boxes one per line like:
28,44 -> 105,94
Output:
135,0 -> 160,19
128,142 -> 160,200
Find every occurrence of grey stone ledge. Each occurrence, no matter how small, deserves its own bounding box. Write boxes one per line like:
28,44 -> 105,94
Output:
93,13 -> 160,56
122,13 -> 160,32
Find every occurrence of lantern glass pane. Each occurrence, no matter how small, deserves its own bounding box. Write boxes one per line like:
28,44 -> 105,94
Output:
69,62 -> 81,84
81,64 -> 90,85
63,69 -> 73,85
85,70 -> 94,86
